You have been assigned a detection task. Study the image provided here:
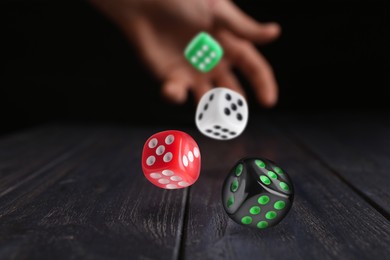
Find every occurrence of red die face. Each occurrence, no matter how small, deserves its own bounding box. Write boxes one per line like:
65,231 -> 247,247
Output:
141,130 -> 201,189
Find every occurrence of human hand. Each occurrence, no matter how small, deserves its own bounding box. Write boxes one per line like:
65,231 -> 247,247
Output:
88,0 -> 281,107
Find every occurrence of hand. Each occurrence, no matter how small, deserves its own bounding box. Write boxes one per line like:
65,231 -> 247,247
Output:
88,0 -> 281,107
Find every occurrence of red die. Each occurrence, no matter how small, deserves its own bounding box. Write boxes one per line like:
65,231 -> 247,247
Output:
141,130 -> 201,189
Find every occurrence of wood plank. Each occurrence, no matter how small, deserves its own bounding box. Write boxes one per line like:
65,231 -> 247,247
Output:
0,125 -> 187,260
274,112 -> 390,216
0,125 -> 99,197
181,117 -> 390,260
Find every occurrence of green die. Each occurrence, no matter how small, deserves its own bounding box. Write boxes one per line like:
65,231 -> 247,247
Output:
184,32 -> 224,73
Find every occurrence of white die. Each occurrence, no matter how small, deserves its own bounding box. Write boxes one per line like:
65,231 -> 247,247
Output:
195,87 -> 249,140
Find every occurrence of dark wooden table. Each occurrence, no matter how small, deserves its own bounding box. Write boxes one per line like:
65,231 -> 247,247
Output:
0,112 -> 389,260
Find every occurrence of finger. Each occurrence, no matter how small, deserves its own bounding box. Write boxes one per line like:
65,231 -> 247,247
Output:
161,76 -> 189,104
214,0 -> 281,44
219,32 -> 278,107
213,63 -> 245,98
237,45 -> 278,107
191,81 -> 213,105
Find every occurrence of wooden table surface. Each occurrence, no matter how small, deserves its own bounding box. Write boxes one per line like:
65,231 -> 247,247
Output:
0,112 -> 389,260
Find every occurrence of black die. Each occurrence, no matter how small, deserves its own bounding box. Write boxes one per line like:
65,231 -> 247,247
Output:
222,156 -> 294,229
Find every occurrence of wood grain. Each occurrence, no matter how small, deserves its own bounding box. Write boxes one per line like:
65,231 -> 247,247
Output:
181,117 -> 390,260
0,125 -> 187,260
0,125 -> 100,199
274,112 -> 390,217
0,114 -> 389,260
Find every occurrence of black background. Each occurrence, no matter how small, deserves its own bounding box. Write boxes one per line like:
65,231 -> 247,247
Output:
1,0 -> 389,135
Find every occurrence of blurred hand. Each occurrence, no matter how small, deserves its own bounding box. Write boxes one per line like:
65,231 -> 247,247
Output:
89,0 -> 281,107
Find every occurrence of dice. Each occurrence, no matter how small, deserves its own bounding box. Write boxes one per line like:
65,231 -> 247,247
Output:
184,32 -> 223,73
222,157 -> 294,229
195,87 -> 249,140
141,130 -> 201,189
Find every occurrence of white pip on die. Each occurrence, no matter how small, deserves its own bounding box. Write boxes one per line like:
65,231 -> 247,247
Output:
195,87 -> 249,140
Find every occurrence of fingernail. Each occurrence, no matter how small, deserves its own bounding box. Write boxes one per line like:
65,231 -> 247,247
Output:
166,87 -> 187,104
266,23 -> 281,35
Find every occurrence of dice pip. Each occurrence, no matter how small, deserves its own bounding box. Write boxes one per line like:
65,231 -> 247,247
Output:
195,87 -> 249,140
222,157 -> 294,229
141,130 -> 201,189
184,32 -> 223,73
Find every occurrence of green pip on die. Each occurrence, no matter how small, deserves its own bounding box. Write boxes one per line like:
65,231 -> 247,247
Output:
184,32 -> 223,73
222,156 -> 294,229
